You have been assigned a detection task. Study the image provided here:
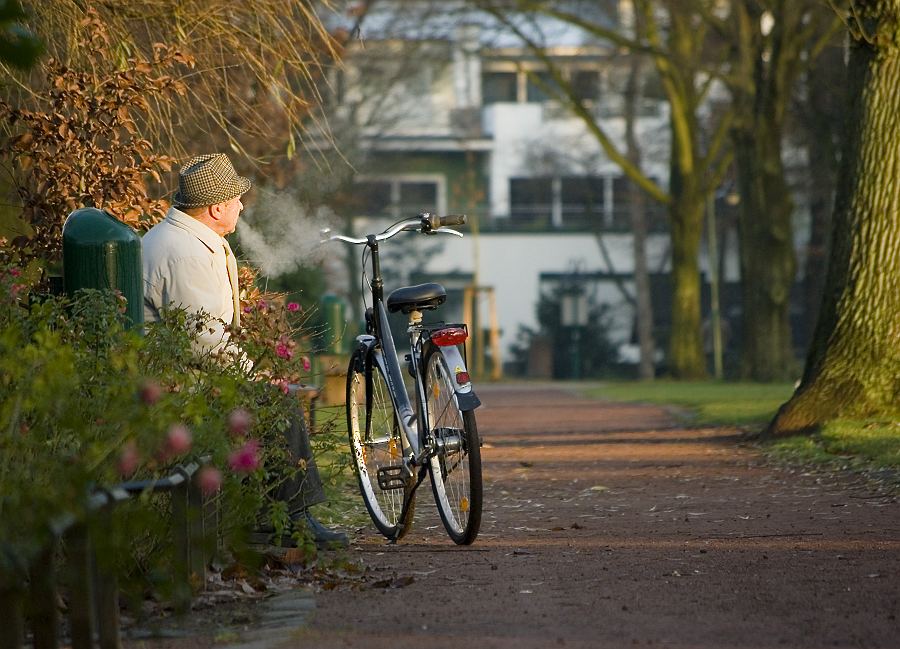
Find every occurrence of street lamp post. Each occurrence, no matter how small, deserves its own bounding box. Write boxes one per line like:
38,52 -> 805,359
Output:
561,287 -> 588,379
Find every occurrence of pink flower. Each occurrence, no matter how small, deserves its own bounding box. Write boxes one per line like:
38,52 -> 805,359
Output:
228,439 -> 261,473
275,379 -> 290,395
163,424 -> 192,459
118,441 -> 140,478
8,267 -> 20,277
243,305 -> 253,313
197,466 -> 223,496
275,341 -> 294,360
287,302 -> 300,312
228,408 -> 252,436
302,356 -> 311,372
139,380 -> 162,406
256,299 -> 268,311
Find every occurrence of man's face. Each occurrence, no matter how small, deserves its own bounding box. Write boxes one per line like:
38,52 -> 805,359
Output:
216,195 -> 244,235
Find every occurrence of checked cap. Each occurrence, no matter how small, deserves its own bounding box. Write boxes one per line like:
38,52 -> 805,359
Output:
172,153 -> 251,209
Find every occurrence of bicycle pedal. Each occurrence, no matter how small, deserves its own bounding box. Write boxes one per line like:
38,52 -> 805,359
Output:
376,465 -> 408,491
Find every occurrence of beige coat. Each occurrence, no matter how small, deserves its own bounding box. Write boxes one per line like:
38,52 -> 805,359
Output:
142,207 -> 241,358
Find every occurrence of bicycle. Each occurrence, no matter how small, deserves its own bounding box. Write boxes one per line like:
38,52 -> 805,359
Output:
329,212 -> 483,545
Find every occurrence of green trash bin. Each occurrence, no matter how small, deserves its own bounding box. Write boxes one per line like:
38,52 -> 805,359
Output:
62,207 -> 143,328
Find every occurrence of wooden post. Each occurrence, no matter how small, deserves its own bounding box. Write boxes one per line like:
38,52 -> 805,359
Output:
187,476 -> 207,586
487,288 -> 503,380
171,473 -> 191,614
66,524 -> 96,649
0,572 -> 25,649
28,542 -> 59,649
93,507 -> 121,649
463,285 -> 474,365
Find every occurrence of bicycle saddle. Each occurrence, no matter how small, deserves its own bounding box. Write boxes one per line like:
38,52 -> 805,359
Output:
386,283 -> 447,314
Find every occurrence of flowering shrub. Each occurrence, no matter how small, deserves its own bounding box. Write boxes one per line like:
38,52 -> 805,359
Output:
0,245 -> 322,597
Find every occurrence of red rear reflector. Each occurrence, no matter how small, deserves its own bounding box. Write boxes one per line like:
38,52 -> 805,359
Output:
431,327 -> 468,347
455,371 -> 470,385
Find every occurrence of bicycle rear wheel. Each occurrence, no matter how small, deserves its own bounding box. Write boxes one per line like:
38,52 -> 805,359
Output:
346,350 -> 415,540
423,345 -> 482,545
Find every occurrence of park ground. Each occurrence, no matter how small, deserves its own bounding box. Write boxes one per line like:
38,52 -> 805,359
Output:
127,383 -> 900,649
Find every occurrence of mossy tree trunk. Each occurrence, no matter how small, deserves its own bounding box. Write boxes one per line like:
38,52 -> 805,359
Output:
668,182 -> 707,379
647,2 -> 721,379
507,0 -> 733,379
769,3 -> 900,434
732,127 -> 796,381
726,2 -> 836,382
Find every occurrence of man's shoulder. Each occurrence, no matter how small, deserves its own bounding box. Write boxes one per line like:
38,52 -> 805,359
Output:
143,223 -> 215,275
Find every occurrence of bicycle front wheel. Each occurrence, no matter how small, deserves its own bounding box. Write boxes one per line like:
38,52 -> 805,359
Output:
346,351 -> 415,540
423,345 -> 482,545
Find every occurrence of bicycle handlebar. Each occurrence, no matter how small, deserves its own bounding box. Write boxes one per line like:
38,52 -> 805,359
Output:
327,212 -> 467,245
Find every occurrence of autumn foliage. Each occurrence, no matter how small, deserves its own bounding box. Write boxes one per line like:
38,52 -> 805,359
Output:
0,10 -> 193,263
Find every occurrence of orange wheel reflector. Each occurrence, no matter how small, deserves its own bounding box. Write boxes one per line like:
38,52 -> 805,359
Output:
431,327 -> 468,347
460,497 -> 470,513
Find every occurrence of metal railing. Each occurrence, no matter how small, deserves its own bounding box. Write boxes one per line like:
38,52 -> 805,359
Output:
0,460 -> 216,649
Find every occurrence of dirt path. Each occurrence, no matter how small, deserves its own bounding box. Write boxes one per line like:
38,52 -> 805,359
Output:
290,384 -> 900,649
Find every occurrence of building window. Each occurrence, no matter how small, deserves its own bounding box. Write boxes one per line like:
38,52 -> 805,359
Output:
561,176 -> 604,227
510,175 -> 623,229
510,177 -> 553,224
398,182 -> 437,215
354,180 -> 392,217
354,177 -> 443,219
526,71 -> 555,102
612,176 -> 667,231
570,70 -> 600,103
482,72 -> 517,103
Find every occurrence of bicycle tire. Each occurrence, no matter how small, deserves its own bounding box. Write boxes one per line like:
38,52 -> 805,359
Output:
346,350 -> 415,540
423,344 -> 482,545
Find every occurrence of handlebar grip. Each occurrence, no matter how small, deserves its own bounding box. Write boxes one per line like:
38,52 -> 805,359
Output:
439,214 -> 467,227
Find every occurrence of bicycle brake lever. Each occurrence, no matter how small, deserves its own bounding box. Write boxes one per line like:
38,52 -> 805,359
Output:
432,227 -> 464,238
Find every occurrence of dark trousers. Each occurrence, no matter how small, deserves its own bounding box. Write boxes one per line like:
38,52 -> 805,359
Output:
273,392 -> 326,517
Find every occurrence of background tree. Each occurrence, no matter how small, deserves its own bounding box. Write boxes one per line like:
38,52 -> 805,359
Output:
768,2 -> 900,434
483,0 -> 732,379
706,1 -> 840,382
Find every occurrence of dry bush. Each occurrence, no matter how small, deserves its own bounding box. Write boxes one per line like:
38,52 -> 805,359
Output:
14,0 -> 338,161
0,10 -> 191,262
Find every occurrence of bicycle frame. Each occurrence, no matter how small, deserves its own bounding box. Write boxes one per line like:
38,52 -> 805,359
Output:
356,242 -> 481,466
340,221 -> 480,469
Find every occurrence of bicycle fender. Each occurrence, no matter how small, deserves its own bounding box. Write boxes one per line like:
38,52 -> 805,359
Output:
351,335 -> 376,373
436,344 -> 481,410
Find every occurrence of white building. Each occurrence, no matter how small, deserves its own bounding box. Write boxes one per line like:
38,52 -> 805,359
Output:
316,2 -> 738,376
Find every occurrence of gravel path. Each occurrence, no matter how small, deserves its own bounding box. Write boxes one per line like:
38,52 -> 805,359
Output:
126,383 -> 900,649
298,384 -> 900,649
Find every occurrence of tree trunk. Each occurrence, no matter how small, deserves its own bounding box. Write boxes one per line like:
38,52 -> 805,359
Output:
727,1 -> 801,382
668,187 -> 706,379
733,126 -> 797,381
799,45 -> 844,348
624,45 -> 655,381
769,10 -> 900,434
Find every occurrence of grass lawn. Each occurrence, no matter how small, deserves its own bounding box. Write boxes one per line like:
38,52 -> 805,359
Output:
582,380 -> 795,428
309,404 -> 373,531
582,381 -> 900,473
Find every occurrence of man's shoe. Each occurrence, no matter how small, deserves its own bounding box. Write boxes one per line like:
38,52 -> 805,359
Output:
297,510 -> 349,549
